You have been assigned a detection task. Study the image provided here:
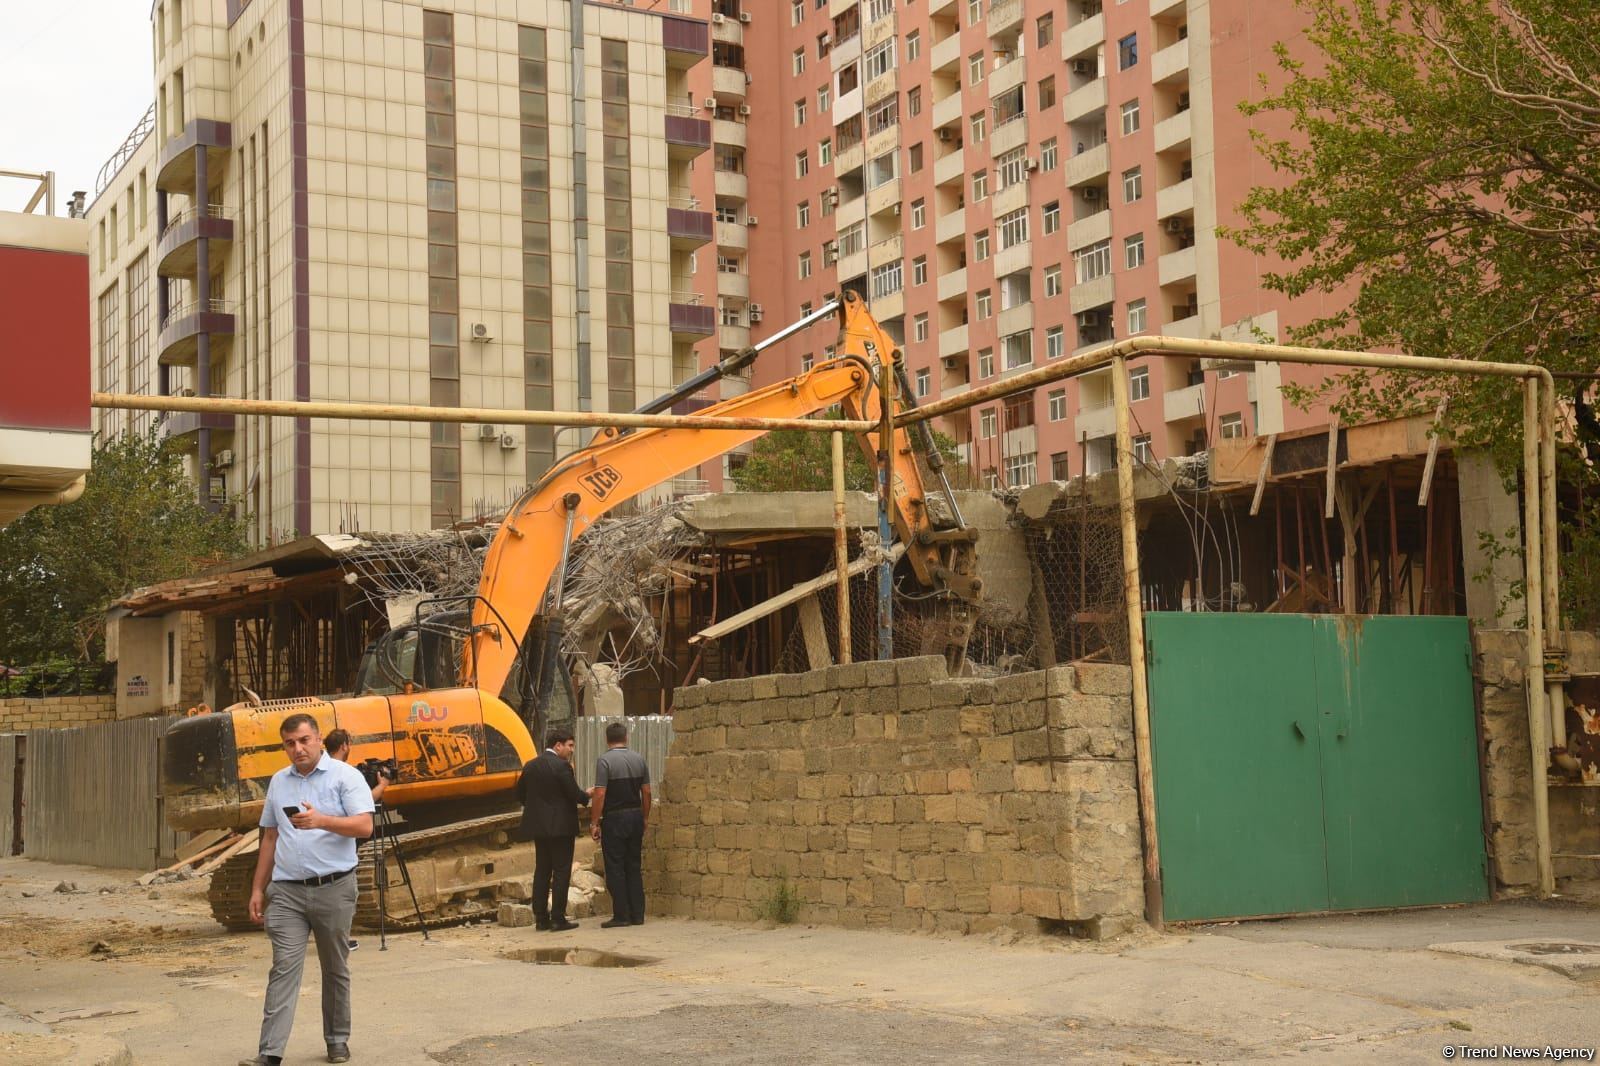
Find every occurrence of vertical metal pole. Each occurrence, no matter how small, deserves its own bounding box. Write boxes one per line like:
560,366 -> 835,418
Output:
832,431 -> 853,665
1537,378 -> 1567,748
1112,354 -> 1162,930
876,356 -> 895,661
1522,378 -> 1553,897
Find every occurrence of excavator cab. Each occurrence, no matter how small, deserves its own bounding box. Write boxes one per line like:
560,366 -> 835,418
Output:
353,612 -> 467,696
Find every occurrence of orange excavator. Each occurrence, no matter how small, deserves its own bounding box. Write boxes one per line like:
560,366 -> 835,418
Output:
163,292 -> 981,929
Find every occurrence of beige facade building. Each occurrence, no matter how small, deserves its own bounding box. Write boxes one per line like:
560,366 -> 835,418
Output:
89,0 -> 713,542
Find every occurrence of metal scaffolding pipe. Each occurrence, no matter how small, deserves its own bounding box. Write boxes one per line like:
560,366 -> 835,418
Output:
1523,379 -> 1554,896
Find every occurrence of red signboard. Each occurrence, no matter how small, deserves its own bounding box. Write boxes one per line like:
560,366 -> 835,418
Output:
0,244 -> 90,432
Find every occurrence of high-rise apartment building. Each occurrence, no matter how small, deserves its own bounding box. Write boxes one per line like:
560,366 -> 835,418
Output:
88,0 -> 715,542
708,0 -> 1335,488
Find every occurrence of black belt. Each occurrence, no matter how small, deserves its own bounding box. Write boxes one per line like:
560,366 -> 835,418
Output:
281,867 -> 354,887
603,804 -> 640,813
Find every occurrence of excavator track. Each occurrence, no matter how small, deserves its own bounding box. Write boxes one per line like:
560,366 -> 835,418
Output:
206,811 -> 533,933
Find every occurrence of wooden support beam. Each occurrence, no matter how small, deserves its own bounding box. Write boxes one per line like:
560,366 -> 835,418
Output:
690,543 -> 907,645
1324,413 -> 1340,520
1250,434 -> 1277,517
796,596 -> 834,670
1418,397 -> 1448,507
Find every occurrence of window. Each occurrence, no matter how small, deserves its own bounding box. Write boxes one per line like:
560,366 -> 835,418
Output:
911,198 -> 926,228
1124,233 -> 1145,269
868,150 -> 898,187
799,251 -> 813,279
820,138 -> 832,166
1000,271 -> 1030,309
1044,264 -> 1063,298
1133,434 -> 1153,463
1220,413 -> 1245,439
978,348 -> 995,377
1037,13 -> 1054,47
1042,201 -> 1061,234
870,260 -> 903,299
997,147 -> 1026,190
972,170 -> 988,202
797,200 -> 810,227
716,146 -> 745,171
716,201 -> 739,223
914,313 -> 929,342
867,0 -> 894,21
970,111 -> 986,142
915,368 -> 930,396
802,351 -> 815,370
795,99 -> 807,126
913,255 -> 928,285
1118,33 -> 1138,69
968,53 -> 985,86
792,0 -> 804,25
718,254 -> 742,273
1075,239 -> 1111,282
838,221 -> 867,256
1004,452 -> 1037,487
867,96 -> 899,136
1120,99 -> 1140,135
994,85 -> 1025,127
1038,76 -> 1056,111
865,40 -> 895,80
998,208 -> 1029,249
974,230 -> 990,261
818,85 -> 831,113
906,30 -> 921,62
908,143 -> 923,172
1002,331 -> 1032,370
818,31 -> 831,58
1048,389 -> 1067,421
968,0 -> 983,25
1122,166 -> 1142,203
1129,364 -> 1150,400
720,302 -> 742,326
1128,299 -> 1147,335
976,290 -> 992,319
1046,325 -> 1065,359
908,86 -> 922,117
796,150 -> 809,178
980,408 -> 998,438
1041,138 -> 1058,172
793,48 -> 806,74
1051,451 -> 1071,480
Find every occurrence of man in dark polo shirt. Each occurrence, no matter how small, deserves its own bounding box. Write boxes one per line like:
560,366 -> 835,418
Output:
590,721 -> 651,928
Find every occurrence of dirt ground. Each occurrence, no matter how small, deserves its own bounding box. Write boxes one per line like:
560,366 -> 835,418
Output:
2,856 -> 1598,1065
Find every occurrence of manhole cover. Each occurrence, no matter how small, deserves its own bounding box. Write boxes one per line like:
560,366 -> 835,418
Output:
501,947 -> 656,968
1509,942 -> 1600,956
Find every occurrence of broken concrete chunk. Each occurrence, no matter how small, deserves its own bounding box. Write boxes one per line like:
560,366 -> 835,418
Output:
53,881 -> 76,894
498,902 -> 535,928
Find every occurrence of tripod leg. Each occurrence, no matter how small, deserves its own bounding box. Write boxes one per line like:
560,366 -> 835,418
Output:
375,834 -> 389,951
381,809 -> 430,939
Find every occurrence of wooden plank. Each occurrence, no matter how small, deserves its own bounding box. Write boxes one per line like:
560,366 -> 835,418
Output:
1418,397 -> 1448,507
1324,414 -> 1340,520
176,827 -> 232,863
690,542 -> 907,645
1250,434 -> 1277,517
797,595 -> 834,670
193,828 -> 259,876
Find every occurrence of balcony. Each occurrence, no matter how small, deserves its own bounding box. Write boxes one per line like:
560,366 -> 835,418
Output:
1069,274 -> 1115,314
710,13 -> 743,46
997,302 -> 1033,337
932,89 -> 964,132
933,146 -> 965,186
1075,403 -> 1116,440
667,204 -> 713,250
669,295 -> 716,338
1063,77 -> 1108,124
1156,178 -> 1194,221
869,232 -> 904,265
714,169 -> 748,201
1164,382 -> 1206,423
718,270 -> 750,301
871,290 -> 905,321
1164,313 -> 1204,339
1151,0 -> 1186,18
994,240 -> 1031,278
988,0 -> 1024,34
935,206 -> 966,245
866,125 -> 899,164
712,65 -> 748,101
1065,143 -> 1109,187
929,0 -> 958,14
716,220 -> 747,251
157,298 -> 236,368
989,55 -> 1027,99
835,140 -> 864,175
866,177 -> 901,216
831,32 -> 862,71
937,266 -> 968,302
990,180 -> 1028,219
663,15 -> 710,69
837,246 -> 868,282
155,119 -> 232,194
989,113 -> 1029,157
1153,40 -> 1190,85
834,86 -> 863,123
666,111 -> 711,159
712,117 -> 746,150
1154,109 -> 1192,155
930,30 -> 962,74
1158,245 -> 1198,286
1066,208 -> 1111,251
1062,12 -> 1105,60
156,204 -> 234,278
718,323 -> 751,350
938,323 -> 969,360
166,409 -> 236,443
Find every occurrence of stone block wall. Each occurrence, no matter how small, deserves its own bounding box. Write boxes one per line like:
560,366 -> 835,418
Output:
643,657 -> 1144,936
1474,629 -> 1600,895
0,695 -> 118,732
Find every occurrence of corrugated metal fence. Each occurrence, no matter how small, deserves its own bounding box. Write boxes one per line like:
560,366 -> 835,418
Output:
1,734 -> 22,856
574,715 -> 676,791
2,717 -> 181,870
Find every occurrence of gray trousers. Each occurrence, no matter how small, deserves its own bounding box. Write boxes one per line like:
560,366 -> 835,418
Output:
257,873 -> 357,1056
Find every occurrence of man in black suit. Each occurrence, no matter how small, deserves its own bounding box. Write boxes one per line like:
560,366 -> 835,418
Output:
515,729 -> 591,931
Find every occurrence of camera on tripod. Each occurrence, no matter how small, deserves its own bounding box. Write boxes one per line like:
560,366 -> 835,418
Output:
357,756 -> 400,790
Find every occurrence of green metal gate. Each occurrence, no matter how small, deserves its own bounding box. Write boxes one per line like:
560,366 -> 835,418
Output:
1146,613 -> 1488,921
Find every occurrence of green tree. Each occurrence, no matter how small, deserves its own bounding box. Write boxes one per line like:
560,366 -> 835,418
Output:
0,427 -> 248,668
729,413 -> 970,493
1229,0 -> 1600,467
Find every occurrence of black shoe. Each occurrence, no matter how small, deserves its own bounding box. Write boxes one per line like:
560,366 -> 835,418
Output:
601,918 -> 630,929
550,919 -> 579,932
239,1057 -> 282,1066
327,1043 -> 350,1064
535,917 -> 552,931
630,918 -> 645,926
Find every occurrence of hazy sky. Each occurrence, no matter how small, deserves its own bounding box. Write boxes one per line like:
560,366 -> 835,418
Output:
1,2 -> 155,213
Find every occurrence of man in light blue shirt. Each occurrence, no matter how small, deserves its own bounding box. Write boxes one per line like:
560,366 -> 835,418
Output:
241,713 -> 374,1066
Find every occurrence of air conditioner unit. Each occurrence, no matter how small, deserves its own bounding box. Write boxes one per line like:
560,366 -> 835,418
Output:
213,448 -> 235,468
941,355 -> 963,369
498,433 -> 518,450
892,202 -> 902,215
470,322 -> 491,341
703,96 -> 717,109
746,215 -> 759,226
711,12 -> 725,23
1177,91 -> 1191,111
1082,186 -> 1101,201
1165,217 -> 1186,234
1025,158 -> 1039,171
936,128 -> 953,142
1071,59 -> 1092,75
820,33 -> 831,46
739,10 -> 752,23
1076,310 -> 1100,328
478,424 -> 499,441
739,104 -> 752,116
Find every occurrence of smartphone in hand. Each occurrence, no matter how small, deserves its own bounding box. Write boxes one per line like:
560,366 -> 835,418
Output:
282,805 -> 300,817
